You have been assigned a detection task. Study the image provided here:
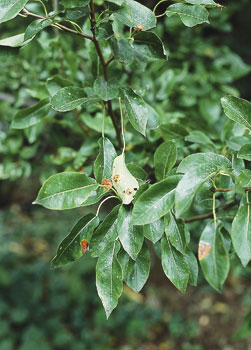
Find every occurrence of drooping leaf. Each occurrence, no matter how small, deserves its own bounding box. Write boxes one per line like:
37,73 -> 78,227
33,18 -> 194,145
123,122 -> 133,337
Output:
161,236 -> 190,293
112,0 -> 156,31
125,242 -> 150,292
132,175 -> 181,225
117,250 -> 134,280
51,214 -> 99,268
133,31 -> 166,61
0,0 -> 29,24
154,141 -> 177,181
143,218 -> 164,243
199,221 -> 230,291
51,86 -> 90,112
183,0 -> 223,8
185,248 -> 198,286
221,95 -> 251,131
109,38 -> 134,65
164,211 -> 186,254
24,19 -> 55,41
117,205 -> 144,260
238,144 -> 251,161
94,137 -> 117,184
11,99 -> 50,129
231,194 -> 251,267
96,240 -> 123,318
90,205 -> 121,257
175,153 -> 231,217
34,172 -> 98,210
93,77 -> 119,101
0,33 -> 32,47
123,88 -> 160,135
166,3 -> 209,27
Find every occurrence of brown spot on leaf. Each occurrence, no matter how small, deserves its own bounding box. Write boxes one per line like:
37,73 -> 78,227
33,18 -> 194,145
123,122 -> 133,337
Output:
113,174 -> 120,183
80,240 -> 89,254
125,188 -> 133,195
102,178 -> 112,191
198,241 -> 211,260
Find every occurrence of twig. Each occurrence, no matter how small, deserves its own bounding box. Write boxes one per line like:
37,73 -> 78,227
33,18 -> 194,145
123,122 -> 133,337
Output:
89,0 -> 122,148
210,186 -> 251,193
184,201 -> 238,223
22,9 -> 93,40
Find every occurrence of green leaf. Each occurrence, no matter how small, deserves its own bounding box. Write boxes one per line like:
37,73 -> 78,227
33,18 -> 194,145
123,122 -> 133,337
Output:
24,19 -> 54,41
232,194 -> 251,267
123,88 -> 160,136
238,144 -> 251,161
154,141 -> 177,181
143,218 -> 164,243
185,248 -> 198,286
221,95 -> 251,131
166,4 -> 209,27
51,86 -> 90,112
199,222 -> 230,291
61,0 -> 90,8
90,205 -> 120,257
34,172 -> 98,210
164,212 -> 186,254
132,175 -> 181,225
51,214 -> 99,268
117,205 -> 144,260
112,0 -> 156,31
96,240 -> 123,318
183,0 -> 223,8
0,0 -> 29,24
125,242 -> 150,292
11,99 -> 50,129
126,164 -> 147,181
0,33 -> 31,47
46,75 -> 73,96
109,38 -> 134,65
161,236 -> 190,293
237,170 -> 251,187
133,31 -> 166,61
175,153 -> 231,217
185,130 -> 214,146
94,137 -> 117,184
93,77 -> 119,101
107,0 -> 124,5
117,250 -> 134,280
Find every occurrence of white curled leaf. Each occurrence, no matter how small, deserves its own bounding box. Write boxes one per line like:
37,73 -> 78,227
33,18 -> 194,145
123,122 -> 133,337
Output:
112,154 -> 139,205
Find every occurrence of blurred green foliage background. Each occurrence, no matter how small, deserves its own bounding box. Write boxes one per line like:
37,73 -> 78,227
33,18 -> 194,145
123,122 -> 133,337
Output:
0,0 -> 251,349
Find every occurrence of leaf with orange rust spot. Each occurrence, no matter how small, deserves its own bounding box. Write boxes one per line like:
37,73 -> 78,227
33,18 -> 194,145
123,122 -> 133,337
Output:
80,239 -> 89,253
198,241 -> 211,260
102,178 -> 113,191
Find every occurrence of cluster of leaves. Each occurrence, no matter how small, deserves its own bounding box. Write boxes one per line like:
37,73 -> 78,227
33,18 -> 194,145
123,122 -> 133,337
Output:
0,0 -> 250,318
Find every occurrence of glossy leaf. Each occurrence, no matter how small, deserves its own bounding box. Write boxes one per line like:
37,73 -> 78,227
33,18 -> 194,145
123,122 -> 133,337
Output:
125,243 -> 150,292
132,175 -> 181,225
94,137 -> 117,184
93,77 -> 119,101
221,95 -> 251,131
175,153 -> 231,217
96,240 -> 123,318
34,172 -> 98,210
185,130 -> 214,146
126,164 -> 147,181
0,0 -> 29,24
166,3 -> 209,27
161,236 -> 190,293
51,86 -> 89,112
237,170 -> 251,187
117,205 -> 144,260
231,194 -> 251,267
123,88 -> 160,135
112,0 -> 156,31
143,218 -> 164,243
11,99 -> 50,129
24,19 -> 54,41
164,212 -> 186,254
51,214 -> 99,268
133,31 -> 166,61
90,205 -> 120,258
238,144 -> 251,161
199,222 -> 230,291
154,141 -> 177,181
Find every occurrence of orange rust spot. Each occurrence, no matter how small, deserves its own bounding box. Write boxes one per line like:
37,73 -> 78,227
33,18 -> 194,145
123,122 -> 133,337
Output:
102,178 -> 112,191
198,241 -> 211,260
80,240 -> 89,254
113,174 -> 120,183
136,25 -> 144,32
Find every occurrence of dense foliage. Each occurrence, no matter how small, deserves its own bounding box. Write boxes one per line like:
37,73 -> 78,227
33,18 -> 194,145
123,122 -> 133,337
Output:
0,0 -> 250,318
